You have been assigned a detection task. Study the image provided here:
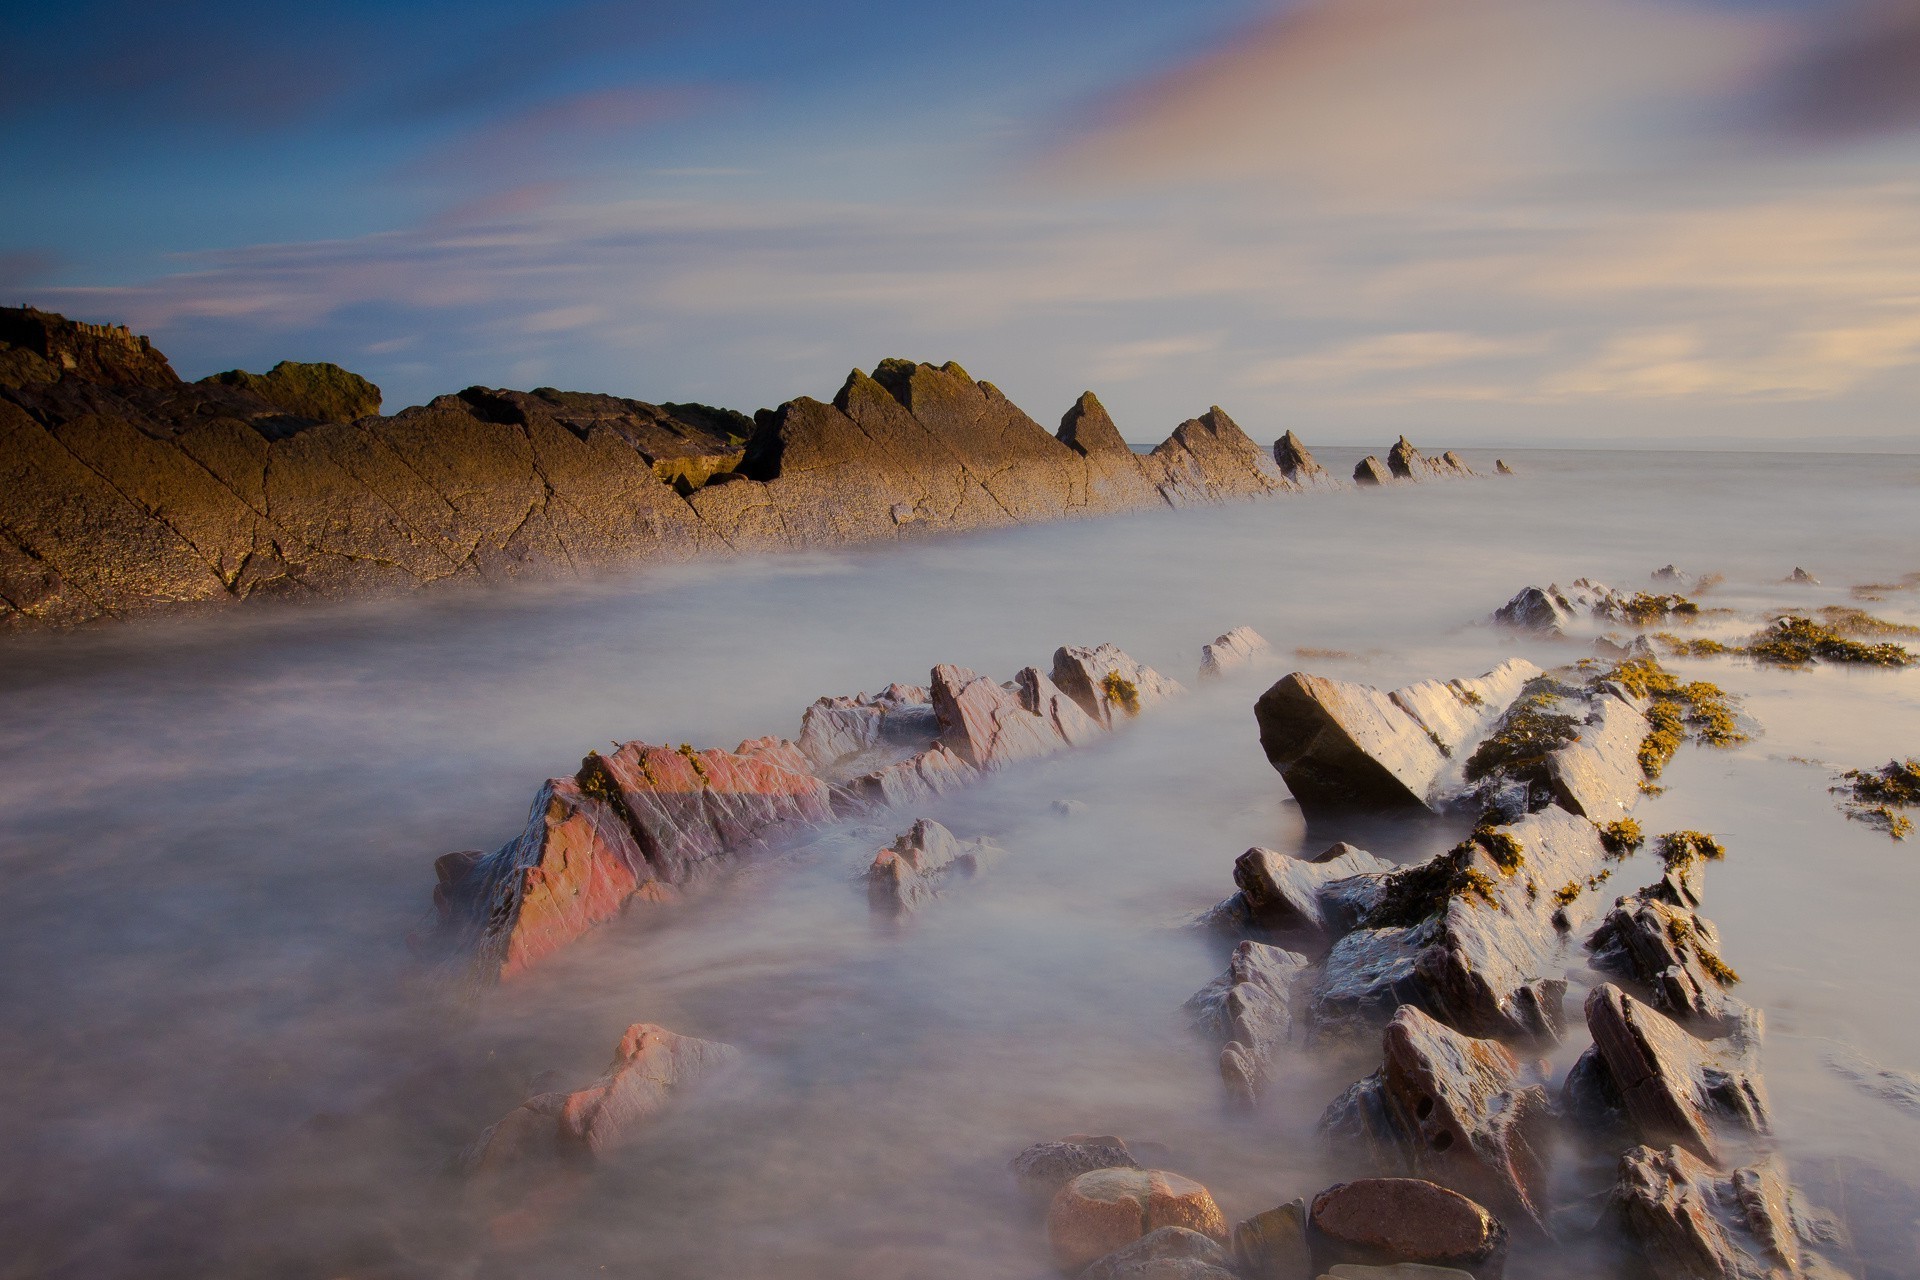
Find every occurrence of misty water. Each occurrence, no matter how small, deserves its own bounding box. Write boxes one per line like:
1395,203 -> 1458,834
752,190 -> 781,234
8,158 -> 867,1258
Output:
2,449 -> 1918,1280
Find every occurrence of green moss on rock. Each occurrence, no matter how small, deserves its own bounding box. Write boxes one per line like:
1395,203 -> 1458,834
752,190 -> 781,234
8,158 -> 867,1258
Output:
201,360 -> 382,423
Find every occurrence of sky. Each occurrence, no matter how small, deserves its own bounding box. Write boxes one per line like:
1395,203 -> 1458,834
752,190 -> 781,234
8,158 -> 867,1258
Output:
7,0 -> 1920,447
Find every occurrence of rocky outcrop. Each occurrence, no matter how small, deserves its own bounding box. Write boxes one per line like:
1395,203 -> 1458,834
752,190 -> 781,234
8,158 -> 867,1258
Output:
431,737 -> 831,982
1307,1179 -> 1508,1279
1612,1146 -> 1851,1280
1199,626 -> 1269,678
461,1022 -> 738,1172
1252,659 -> 1540,815
1310,806 -> 1617,1040
1320,1007 -> 1554,1231
1588,877 -> 1745,1030
866,818 -> 1002,913
1355,456 -> 1392,486
0,309 -> 1498,631
1494,460 -> 1514,475
1185,940 -> 1310,1104
1052,644 -> 1184,729
1273,430 -> 1338,488
1575,984 -> 1770,1166
1490,580 -> 1628,635
1232,1200 -> 1313,1280
1204,842 -> 1392,943
1048,1169 -> 1230,1273
199,361 -> 381,423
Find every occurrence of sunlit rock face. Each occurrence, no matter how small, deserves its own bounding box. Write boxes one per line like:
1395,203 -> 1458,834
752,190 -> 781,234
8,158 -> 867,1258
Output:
0,309 -> 1485,631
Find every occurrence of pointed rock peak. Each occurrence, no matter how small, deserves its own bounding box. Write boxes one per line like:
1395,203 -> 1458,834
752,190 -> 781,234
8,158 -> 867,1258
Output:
1058,391 -> 1130,456
833,367 -> 896,415
1273,430 -> 1327,478
939,360 -> 974,383
868,357 -> 920,407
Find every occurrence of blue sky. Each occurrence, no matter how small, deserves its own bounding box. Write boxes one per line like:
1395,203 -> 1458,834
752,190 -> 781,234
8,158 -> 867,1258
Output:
8,0 -> 1920,445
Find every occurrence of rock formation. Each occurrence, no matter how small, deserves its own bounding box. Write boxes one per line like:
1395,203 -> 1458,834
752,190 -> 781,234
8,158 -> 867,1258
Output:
1273,430 -> 1337,488
866,818 -> 1002,913
1307,1179 -> 1509,1279
1202,842 -> 1393,943
1612,1146 -> 1850,1280
1355,456 -> 1392,486
1079,1227 -> 1239,1280
461,1022 -> 738,1172
1048,1169 -> 1230,1273
1012,1135 -> 1141,1201
1321,1007 -> 1554,1231
1252,660 -> 1541,815
1185,940 -> 1310,1104
0,308 -> 1489,632
1199,626 -> 1270,678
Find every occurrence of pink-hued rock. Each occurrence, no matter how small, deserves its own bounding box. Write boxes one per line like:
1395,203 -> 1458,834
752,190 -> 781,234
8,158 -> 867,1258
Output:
1308,1179 -> 1508,1279
1199,626 -> 1270,678
438,736 -> 830,982
463,1022 -> 738,1173
932,663 -> 1090,769
867,818 -> 1003,913
843,741 -> 980,808
1613,1146 -> 1850,1280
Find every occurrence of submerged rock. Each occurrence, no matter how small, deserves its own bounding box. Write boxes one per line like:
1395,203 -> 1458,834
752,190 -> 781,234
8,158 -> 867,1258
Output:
1079,1226 -> 1239,1280
866,818 -> 1003,913
462,1023 -> 738,1171
1052,643 -> 1184,729
1012,1135 -> 1140,1201
1199,626 -> 1270,678
1252,660 -> 1540,815
1208,843 -> 1393,942
1613,1145 -> 1851,1280
1785,567 -> 1821,585
1578,984 -> 1770,1166
1048,1169 -> 1230,1273
1491,586 -> 1577,635
1320,1007 -> 1554,1232
1494,460 -> 1515,476
1307,1178 -> 1508,1279
1186,940 -> 1311,1105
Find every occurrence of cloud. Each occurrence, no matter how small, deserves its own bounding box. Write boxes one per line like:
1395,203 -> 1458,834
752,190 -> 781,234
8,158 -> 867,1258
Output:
1086,333 -> 1224,382
1537,314 -> 1920,400
1762,0 -> 1920,142
1048,0 -> 1784,200
1239,330 -> 1545,386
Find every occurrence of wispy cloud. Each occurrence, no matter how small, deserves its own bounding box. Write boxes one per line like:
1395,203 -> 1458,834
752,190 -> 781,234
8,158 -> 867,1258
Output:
1240,331 -> 1546,387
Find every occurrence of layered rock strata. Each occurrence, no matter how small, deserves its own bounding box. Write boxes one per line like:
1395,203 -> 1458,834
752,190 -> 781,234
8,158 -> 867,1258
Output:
0,307 -> 1487,632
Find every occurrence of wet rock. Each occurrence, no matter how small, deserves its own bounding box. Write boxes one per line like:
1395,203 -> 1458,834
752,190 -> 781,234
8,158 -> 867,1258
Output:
1253,660 -> 1540,815
1320,1007 -> 1554,1231
436,737 -> 831,981
1460,669 -> 1648,821
1541,692 -> 1648,820
1012,1135 -> 1140,1201
1216,843 -> 1393,941
1354,456 -> 1392,486
1307,1178 -> 1508,1279
867,818 -> 1003,912
1274,430 -> 1338,488
1052,644 -> 1184,729
1234,1198 -> 1311,1279
1785,567 -> 1820,585
462,1023 -> 738,1171
1582,984 -> 1770,1165
1823,1046 -> 1920,1118
1048,1169 -> 1230,1273
1588,881 -> 1745,1029
1310,806 -> 1614,1041
1491,586 -> 1576,634
795,683 -> 934,776
1613,1145 -> 1852,1280
1200,626 -> 1271,678
933,663 -> 1087,770
1079,1226 -> 1239,1280
1186,940 -> 1311,1104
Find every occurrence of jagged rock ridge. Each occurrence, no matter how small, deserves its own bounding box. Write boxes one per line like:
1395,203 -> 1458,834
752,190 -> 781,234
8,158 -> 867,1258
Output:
0,308 -> 1486,631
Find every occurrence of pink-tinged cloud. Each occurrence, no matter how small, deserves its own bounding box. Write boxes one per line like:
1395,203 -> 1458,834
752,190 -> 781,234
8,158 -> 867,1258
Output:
1765,0 -> 1920,141
416,84 -> 716,181
1047,0 -> 1784,198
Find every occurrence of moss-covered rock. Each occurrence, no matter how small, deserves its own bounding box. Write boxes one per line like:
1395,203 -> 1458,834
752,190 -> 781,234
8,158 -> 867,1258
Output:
200,360 -> 382,423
